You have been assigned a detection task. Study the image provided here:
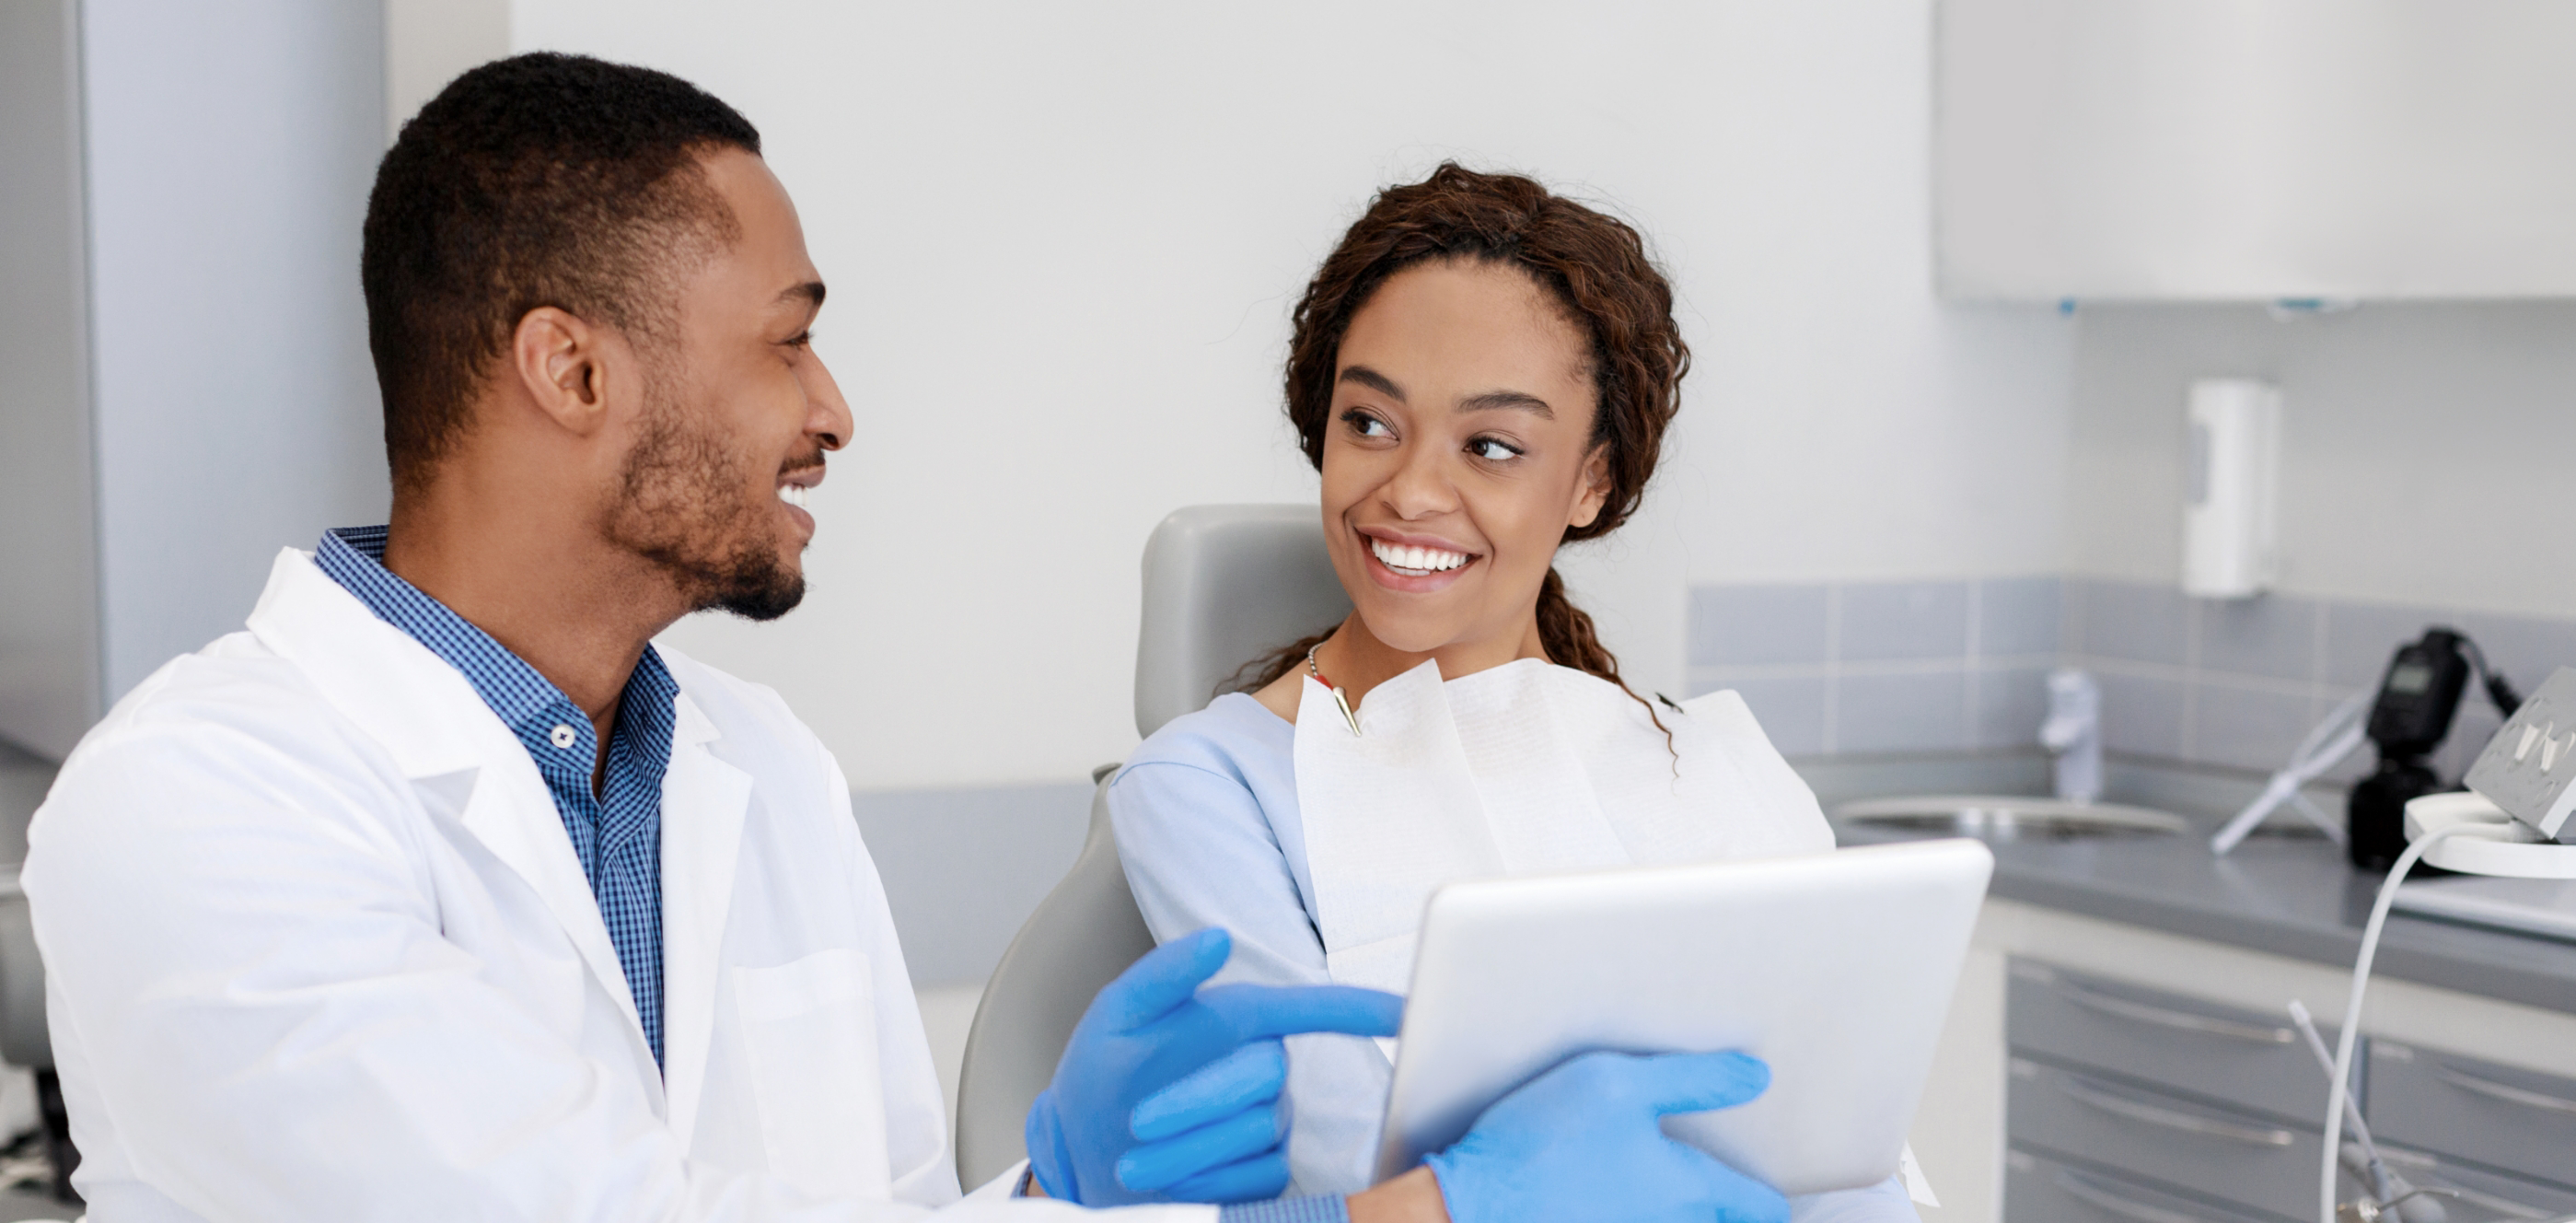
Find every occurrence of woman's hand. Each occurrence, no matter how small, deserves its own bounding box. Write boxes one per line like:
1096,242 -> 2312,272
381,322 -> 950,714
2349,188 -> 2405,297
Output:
1420,1049 -> 1788,1223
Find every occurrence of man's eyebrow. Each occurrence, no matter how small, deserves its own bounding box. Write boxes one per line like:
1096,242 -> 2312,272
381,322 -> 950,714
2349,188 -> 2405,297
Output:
1338,366 -> 1405,402
777,281 -> 826,309
1458,389 -> 1553,418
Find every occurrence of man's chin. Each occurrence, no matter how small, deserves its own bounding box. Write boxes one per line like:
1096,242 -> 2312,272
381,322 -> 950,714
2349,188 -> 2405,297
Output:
678,545 -> 806,623
710,573 -> 805,622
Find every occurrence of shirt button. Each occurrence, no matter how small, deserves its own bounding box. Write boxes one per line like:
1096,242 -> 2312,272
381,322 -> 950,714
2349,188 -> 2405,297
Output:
550,724 -> 577,750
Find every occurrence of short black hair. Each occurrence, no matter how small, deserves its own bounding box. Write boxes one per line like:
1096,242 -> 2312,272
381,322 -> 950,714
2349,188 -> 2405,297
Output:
361,52 -> 760,495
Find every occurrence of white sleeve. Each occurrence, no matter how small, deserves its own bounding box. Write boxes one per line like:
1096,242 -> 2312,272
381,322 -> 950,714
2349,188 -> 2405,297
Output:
27,724 -> 1212,1223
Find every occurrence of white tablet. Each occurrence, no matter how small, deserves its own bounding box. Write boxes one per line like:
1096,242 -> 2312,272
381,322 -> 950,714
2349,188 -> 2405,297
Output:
1374,837 -> 1993,1195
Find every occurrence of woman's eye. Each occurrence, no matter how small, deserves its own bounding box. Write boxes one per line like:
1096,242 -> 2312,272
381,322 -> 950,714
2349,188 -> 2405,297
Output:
1342,411 -> 1393,438
1468,437 -> 1523,461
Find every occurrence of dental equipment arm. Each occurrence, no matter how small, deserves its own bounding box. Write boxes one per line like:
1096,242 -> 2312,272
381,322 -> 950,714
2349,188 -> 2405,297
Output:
2213,691 -> 2368,855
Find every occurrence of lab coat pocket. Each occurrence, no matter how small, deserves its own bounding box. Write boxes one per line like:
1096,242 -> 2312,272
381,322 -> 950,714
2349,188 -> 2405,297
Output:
733,948 -> 892,1198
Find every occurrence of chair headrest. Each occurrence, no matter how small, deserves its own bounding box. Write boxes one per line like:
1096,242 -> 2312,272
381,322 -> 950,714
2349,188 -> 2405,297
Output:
1134,505 -> 1352,739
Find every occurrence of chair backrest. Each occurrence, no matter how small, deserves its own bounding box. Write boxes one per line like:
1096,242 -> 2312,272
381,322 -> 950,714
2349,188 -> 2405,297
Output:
951,504 -> 1352,1188
952,767 -> 1152,1188
1132,505 -> 1352,739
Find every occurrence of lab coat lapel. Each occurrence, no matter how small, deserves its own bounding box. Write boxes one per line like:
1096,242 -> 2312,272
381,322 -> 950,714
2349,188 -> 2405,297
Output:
656,692 -> 749,1152
244,548 -> 650,1047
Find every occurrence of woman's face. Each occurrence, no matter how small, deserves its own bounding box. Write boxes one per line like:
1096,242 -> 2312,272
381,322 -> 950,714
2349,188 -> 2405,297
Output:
1319,259 -> 1610,657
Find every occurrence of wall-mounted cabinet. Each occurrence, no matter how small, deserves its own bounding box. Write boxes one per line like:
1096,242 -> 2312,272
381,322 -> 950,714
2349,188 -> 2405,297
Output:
1938,0 -> 2576,301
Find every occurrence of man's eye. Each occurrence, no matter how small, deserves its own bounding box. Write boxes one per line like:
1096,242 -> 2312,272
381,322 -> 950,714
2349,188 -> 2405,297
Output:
784,331 -> 814,349
1469,437 -> 1522,460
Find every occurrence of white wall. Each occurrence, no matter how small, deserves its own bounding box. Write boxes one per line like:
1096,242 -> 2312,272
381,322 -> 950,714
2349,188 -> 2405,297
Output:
445,0 -> 2079,791
384,0 -> 506,143
2064,303 -> 2576,619
85,0 -> 390,700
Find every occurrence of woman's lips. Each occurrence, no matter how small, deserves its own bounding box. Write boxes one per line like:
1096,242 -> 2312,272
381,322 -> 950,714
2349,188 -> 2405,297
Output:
1369,537 -> 1470,574
1361,534 -> 1479,592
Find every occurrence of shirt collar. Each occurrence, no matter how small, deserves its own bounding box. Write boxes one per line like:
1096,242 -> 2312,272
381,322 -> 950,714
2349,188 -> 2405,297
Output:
312,526 -> 665,740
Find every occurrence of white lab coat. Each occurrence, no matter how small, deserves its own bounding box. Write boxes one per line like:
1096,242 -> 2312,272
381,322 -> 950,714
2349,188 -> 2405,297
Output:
24,548 -> 1206,1223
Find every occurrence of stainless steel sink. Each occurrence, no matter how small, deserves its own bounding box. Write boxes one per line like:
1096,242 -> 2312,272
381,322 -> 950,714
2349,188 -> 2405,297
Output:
1832,795 -> 2191,841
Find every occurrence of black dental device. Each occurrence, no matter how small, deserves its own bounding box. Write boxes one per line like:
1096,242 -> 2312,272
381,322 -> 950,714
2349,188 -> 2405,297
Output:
2348,628 -> 2522,869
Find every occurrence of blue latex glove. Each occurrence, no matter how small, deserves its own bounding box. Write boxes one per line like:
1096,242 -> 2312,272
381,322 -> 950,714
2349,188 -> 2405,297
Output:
1425,1050 -> 1791,1223
1026,927 -> 1403,1205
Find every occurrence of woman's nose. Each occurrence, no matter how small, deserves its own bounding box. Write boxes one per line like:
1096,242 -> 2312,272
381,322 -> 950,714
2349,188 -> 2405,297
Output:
1381,445 -> 1460,518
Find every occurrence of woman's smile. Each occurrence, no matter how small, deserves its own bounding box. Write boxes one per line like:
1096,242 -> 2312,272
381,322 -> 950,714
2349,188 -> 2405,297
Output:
1358,527 -> 1479,590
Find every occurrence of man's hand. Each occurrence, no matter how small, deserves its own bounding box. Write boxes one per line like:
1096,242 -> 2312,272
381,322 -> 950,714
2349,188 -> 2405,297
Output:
1026,927 -> 1403,1205
1421,1049 -> 1789,1223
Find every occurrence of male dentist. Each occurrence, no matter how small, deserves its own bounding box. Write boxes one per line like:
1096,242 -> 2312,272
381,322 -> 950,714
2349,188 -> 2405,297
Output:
25,53 -> 1788,1223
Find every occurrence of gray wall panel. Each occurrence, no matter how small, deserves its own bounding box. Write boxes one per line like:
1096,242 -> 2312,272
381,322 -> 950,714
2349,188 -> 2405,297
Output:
82,0 -> 389,699
0,0 -> 100,760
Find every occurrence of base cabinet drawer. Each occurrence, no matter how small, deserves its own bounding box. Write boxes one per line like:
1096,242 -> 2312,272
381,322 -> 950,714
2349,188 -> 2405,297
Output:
2377,1146 -> 2576,1223
2370,1042 -> 2576,1192
2006,1148 -> 2283,1223
2010,959 -> 2344,1123
2010,1056 -> 2320,1221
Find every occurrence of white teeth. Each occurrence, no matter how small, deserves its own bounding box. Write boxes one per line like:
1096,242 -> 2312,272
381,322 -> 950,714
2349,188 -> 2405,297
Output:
778,484 -> 809,508
1371,539 -> 1468,574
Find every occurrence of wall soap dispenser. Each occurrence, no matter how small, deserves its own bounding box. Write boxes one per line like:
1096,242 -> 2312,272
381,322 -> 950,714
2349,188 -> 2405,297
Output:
2182,378 -> 2281,600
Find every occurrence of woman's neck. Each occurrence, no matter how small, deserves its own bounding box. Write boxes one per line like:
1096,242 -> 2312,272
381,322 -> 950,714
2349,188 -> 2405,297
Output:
1312,612 -> 1549,711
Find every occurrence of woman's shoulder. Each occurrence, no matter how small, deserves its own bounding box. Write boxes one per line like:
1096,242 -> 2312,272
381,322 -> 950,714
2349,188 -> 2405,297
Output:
1117,691 -> 1294,784
1109,692 -> 1304,852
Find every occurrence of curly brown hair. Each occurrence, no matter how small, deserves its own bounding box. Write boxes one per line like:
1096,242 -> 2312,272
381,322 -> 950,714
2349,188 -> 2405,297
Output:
1235,162 -> 1690,705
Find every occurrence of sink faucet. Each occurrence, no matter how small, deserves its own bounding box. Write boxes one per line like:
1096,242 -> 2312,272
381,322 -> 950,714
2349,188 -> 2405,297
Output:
2041,668 -> 2103,805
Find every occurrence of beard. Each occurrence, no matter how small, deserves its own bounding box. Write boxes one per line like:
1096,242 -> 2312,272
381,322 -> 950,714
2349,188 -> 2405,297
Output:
604,373 -> 811,623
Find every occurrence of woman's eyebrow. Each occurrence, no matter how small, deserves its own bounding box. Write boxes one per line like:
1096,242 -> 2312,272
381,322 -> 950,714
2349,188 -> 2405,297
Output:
1338,366 -> 1405,401
1457,390 -> 1553,418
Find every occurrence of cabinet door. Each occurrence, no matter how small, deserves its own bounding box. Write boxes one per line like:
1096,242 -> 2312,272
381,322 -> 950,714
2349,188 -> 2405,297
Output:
2375,1145 -> 2576,1223
2009,960 -> 2346,1124
2010,1057 -> 2319,1220
2005,1147 -> 2284,1223
2369,1042 -> 2576,1192
1939,0 -> 2576,300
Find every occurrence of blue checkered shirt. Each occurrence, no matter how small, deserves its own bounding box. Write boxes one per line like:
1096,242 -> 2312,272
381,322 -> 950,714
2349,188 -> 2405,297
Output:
1216,1197 -> 1349,1222
315,526 -> 674,1071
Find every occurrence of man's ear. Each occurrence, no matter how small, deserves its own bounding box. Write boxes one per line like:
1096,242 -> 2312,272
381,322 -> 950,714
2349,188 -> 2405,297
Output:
1568,442 -> 1613,530
508,307 -> 614,436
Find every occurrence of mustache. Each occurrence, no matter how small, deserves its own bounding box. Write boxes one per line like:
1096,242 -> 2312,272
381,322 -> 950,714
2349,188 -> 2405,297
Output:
778,447 -> 828,479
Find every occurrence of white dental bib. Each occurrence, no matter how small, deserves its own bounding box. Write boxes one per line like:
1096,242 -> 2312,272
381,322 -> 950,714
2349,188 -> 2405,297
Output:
1292,658 -> 1835,996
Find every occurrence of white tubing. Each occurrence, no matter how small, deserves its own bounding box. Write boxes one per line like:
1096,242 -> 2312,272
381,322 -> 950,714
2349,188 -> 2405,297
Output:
2322,826 -> 2465,1223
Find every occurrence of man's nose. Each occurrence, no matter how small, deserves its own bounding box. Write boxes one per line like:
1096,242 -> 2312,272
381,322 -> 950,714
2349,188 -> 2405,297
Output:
802,349 -> 853,450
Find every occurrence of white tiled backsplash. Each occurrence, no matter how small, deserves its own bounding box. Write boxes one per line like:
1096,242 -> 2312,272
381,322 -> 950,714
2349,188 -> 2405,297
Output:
1687,577 -> 2576,783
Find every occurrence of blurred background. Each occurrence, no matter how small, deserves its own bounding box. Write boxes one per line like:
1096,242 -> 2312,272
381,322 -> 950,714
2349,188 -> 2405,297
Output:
8,4 -> 2576,1217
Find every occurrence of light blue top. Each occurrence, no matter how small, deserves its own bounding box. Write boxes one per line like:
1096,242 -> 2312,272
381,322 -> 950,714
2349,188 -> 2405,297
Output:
1109,693 -> 1920,1220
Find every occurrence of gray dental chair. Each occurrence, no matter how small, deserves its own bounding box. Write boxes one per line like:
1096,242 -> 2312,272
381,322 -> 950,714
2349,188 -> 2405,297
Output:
952,505 -> 1351,1188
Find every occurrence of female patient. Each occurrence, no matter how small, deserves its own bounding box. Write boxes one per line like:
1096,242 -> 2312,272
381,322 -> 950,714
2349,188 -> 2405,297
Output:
1108,167 -> 1916,1220
1109,163 -> 1920,1219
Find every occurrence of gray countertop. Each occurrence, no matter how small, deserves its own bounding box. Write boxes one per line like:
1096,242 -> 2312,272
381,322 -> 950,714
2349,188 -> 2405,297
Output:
1798,751 -> 2576,1016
